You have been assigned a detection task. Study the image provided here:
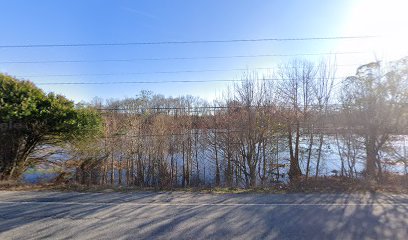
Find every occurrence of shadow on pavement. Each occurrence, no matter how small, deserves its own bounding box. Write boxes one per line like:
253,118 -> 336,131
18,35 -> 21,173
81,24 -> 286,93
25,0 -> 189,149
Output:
0,191 -> 407,239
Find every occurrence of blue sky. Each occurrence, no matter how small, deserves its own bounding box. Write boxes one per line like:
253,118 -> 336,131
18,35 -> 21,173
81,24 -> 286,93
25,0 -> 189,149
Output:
1,0 -> 407,102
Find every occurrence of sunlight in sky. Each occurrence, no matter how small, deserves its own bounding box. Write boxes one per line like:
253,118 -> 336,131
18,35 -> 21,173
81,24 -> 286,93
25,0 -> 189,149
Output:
338,0 -> 408,61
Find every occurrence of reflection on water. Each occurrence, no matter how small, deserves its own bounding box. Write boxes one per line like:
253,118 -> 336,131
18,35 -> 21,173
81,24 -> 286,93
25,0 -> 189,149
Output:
22,166 -> 58,184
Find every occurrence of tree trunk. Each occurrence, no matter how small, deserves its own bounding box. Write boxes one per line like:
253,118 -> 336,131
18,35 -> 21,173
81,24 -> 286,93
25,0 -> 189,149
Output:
249,164 -> 256,187
262,140 -> 267,185
288,123 -> 302,181
214,130 -> 220,186
118,164 -> 122,186
366,135 -> 377,179
315,133 -> 324,178
305,124 -> 314,180
182,141 -> 185,187
195,131 -> 199,186
110,150 -> 114,185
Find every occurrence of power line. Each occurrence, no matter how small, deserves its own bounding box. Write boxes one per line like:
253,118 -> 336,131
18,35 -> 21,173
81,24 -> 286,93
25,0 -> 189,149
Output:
97,104 -> 347,112
0,36 -> 377,49
103,130 -> 354,139
16,68 -> 276,78
17,64 -> 358,78
99,102 -> 408,113
35,79 -> 277,85
0,51 -> 366,64
104,130 -> 249,139
97,101 -> 408,112
35,77 -> 347,85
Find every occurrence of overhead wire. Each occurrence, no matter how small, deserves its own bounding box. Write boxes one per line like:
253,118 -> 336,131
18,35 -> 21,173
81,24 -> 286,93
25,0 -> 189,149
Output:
16,64 -> 358,78
0,51 -> 366,64
35,77 -> 348,85
0,35 -> 377,49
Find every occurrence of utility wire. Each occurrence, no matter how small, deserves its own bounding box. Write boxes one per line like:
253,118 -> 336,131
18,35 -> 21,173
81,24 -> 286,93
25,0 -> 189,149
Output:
17,64 -> 358,78
97,101 -> 408,112
35,79 -> 275,85
35,77 -> 347,85
103,131 -> 342,139
104,130 -> 249,139
18,68 -> 274,78
0,51 -> 366,64
0,36 -> 377,48
96,104 -> 348,112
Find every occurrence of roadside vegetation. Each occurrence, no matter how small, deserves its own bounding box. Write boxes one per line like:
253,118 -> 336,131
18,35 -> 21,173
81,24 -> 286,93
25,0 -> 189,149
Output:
1,57 -> 407,193
0,74 -> 102,180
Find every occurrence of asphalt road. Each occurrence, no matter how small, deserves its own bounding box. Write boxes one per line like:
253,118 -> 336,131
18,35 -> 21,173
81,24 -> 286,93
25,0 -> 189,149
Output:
0,191 -> 407,239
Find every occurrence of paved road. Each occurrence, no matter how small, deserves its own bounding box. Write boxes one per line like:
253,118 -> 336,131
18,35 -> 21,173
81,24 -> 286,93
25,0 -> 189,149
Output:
0,191 -> 407,239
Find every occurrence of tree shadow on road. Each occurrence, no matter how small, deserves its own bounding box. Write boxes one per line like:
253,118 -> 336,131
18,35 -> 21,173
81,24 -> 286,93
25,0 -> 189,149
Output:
0,192 -> 407,239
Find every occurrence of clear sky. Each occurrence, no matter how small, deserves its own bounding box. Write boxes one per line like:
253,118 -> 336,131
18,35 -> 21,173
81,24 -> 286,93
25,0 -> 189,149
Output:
1,0 -> 407,103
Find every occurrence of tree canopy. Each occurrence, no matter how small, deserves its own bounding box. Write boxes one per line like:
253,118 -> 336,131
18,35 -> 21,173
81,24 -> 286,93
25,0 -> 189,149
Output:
341,57 -> 408,179
0,74 -> 102,180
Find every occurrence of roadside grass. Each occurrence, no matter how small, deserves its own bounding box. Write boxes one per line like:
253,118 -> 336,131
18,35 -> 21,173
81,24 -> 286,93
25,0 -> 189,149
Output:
0,180 -> 56,191
1,175 -> 407,194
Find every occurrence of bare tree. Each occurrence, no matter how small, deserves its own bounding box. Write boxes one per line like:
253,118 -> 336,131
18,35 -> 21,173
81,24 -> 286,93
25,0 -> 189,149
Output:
277,60 -> 317,181
313,59 -> 335,178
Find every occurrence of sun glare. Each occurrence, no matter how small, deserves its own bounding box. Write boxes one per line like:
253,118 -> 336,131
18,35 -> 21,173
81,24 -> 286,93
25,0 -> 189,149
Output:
340,0 -> 408,60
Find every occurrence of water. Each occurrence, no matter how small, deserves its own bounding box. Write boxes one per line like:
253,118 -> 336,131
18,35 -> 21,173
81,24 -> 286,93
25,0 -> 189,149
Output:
22,166 -> 59,184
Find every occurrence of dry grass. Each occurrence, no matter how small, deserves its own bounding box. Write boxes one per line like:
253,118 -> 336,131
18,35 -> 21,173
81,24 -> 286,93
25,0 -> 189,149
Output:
1,175 -> 407,194
0,180 -> 56,191
287,175 -> 408,194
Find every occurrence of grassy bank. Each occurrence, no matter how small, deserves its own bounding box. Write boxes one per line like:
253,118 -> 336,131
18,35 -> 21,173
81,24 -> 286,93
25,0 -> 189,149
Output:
1,175 -> 407,194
